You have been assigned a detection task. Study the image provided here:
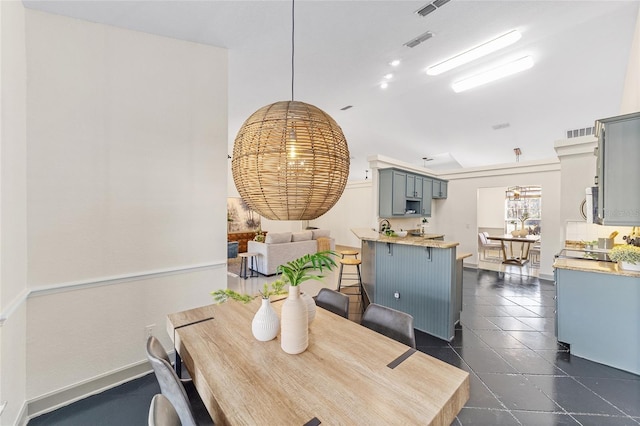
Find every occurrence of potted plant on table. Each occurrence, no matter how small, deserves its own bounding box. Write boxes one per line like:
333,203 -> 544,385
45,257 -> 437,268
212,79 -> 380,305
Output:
608,244 -> 640,272
277,251 -> 337,354
211,280 -> 286,341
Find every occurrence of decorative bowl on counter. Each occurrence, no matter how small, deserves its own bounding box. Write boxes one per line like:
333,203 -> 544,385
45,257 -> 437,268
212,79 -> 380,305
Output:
396,231 -> 408,237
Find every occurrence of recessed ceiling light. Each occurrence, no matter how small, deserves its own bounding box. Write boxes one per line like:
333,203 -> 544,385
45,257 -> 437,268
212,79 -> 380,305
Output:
390,59 -> 401,67
427,29 -> 522,76
452,56 -> 534,93
384,73 -> 393,80
380,82 -> 389,89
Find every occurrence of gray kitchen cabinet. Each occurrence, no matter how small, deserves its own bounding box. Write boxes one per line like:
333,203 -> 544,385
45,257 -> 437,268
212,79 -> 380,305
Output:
432,179 -> 448,199
421,177 -> 433,216
406,174 -> 422,198
595,111 -> 640,225
379,169 -> 403,217
555,267 -> 639,375
379,168 -> 438,218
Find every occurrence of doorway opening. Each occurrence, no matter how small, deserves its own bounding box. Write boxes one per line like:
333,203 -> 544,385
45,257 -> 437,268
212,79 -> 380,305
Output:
477,186 -> 542,277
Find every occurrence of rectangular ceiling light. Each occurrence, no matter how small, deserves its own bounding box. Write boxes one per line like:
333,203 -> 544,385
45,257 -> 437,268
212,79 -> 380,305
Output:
426,29 -> 522,76
452,56 -> 534,93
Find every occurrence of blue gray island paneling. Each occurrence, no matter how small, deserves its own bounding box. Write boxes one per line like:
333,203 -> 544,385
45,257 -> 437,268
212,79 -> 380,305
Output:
353,228 -> 465,341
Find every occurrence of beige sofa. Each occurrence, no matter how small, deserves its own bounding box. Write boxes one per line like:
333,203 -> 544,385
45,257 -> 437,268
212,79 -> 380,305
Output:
247,229 -> 336,276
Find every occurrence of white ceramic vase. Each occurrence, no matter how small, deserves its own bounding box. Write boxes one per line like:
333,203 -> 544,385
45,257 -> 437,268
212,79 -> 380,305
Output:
620,261 -> 640,272
300,291 -> 317,325
280,285 -> 309,354
252,298 -> 280,341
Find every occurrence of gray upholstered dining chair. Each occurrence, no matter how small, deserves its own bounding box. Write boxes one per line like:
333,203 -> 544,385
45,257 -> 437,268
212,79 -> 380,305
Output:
149,394 -> 181,426
314,288 -> 350,318
146,336 -> 213,426
360,303 -> 416,348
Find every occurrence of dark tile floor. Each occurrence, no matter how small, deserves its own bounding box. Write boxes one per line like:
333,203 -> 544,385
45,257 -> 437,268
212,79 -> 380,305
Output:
29,268 -> 640,425
440,269 -> 640,426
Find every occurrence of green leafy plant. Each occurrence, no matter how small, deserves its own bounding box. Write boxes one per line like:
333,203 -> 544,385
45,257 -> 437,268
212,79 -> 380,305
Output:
609,244 -> 640,265
211,280 -> 286,304
253,227 -> 265,242
258,279 -> 286,299
276,251 -> 338,287
210,289 -> 255,304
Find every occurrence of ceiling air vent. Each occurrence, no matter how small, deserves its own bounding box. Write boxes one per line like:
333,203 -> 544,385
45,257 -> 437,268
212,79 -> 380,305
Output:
566,126 -> 595,138
416,4 -> 436,17
404,31 -> 433,48
492,122 -> 510,130
416,0 -> 451,17
433,0 -> 451,8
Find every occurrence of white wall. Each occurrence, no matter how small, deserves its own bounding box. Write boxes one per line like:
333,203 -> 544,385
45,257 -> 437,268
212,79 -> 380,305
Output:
311,180 -> 373,248
620,7 -> 640,114
0,1 -> 28,424
477,187 -> 508,229
17,10 -> 228,414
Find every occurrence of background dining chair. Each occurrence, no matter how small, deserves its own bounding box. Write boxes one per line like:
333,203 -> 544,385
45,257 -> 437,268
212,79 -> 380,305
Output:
146,336 -> 213,426
478,232 -> 502,261
149,394 -> 181,426
360,303 -> 416,348
314,288 -> 349,318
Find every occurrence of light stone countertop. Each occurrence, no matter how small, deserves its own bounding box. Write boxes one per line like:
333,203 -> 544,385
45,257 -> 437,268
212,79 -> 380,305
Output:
553,257 -> 640,278
351,227 -> 459,249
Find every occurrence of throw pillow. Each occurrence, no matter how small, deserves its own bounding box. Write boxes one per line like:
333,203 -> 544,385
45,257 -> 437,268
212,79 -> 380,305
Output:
311,229 -> 330,239
265,232 -> 292,244
292,231 -> 313,242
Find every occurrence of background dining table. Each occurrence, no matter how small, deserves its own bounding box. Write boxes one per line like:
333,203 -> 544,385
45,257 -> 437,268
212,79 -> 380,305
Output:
487,234 -> 540,265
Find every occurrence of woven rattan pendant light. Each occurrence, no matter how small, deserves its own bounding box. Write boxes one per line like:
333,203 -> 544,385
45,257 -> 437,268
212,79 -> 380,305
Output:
231,0 -> 350,221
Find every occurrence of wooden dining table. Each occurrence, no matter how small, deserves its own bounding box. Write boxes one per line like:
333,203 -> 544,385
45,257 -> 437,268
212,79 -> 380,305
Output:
487,234 -> 540,265
167,296 -> 469,425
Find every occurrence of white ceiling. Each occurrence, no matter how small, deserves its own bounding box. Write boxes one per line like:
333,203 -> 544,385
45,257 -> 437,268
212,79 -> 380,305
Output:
23,0 -> 640,179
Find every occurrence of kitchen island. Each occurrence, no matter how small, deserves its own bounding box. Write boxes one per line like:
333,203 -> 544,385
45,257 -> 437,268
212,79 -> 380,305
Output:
353,228 -> 465,341
553,257 -> 640,375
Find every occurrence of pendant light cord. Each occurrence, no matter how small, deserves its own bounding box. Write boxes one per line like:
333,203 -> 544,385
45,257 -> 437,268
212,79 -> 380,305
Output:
291,0 -> 295,101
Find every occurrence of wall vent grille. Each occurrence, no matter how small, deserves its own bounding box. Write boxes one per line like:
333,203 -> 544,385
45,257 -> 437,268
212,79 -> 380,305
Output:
566,126 -> 595,138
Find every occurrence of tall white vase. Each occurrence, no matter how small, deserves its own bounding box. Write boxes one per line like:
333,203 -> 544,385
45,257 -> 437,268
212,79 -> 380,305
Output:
252,298 -> 280,341
300,291 -> 317,324
280,286 -> 309,354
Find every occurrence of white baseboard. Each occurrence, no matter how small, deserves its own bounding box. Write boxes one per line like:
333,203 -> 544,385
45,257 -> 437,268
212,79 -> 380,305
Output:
26,358 -> 156,420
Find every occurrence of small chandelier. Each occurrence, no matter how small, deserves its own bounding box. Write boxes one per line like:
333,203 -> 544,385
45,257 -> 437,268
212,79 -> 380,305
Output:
232,0 -> 349,220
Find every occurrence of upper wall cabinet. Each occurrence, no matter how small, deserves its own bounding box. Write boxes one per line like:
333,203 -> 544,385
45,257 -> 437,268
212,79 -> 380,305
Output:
378,168 -> 445,218
432,179 -> 448,199
595,112 -> 640,225
421,176 -> 433,216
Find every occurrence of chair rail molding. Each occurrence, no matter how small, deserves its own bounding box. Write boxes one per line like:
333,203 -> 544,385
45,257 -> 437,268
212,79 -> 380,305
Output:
0,288 -> 29,327
0,260 -> 226,325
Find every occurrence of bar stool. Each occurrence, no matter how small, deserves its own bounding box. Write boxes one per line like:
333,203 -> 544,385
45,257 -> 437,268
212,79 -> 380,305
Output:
238,252 -> 259,279
337,257 -> 364,312
338,249 -> 359,259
